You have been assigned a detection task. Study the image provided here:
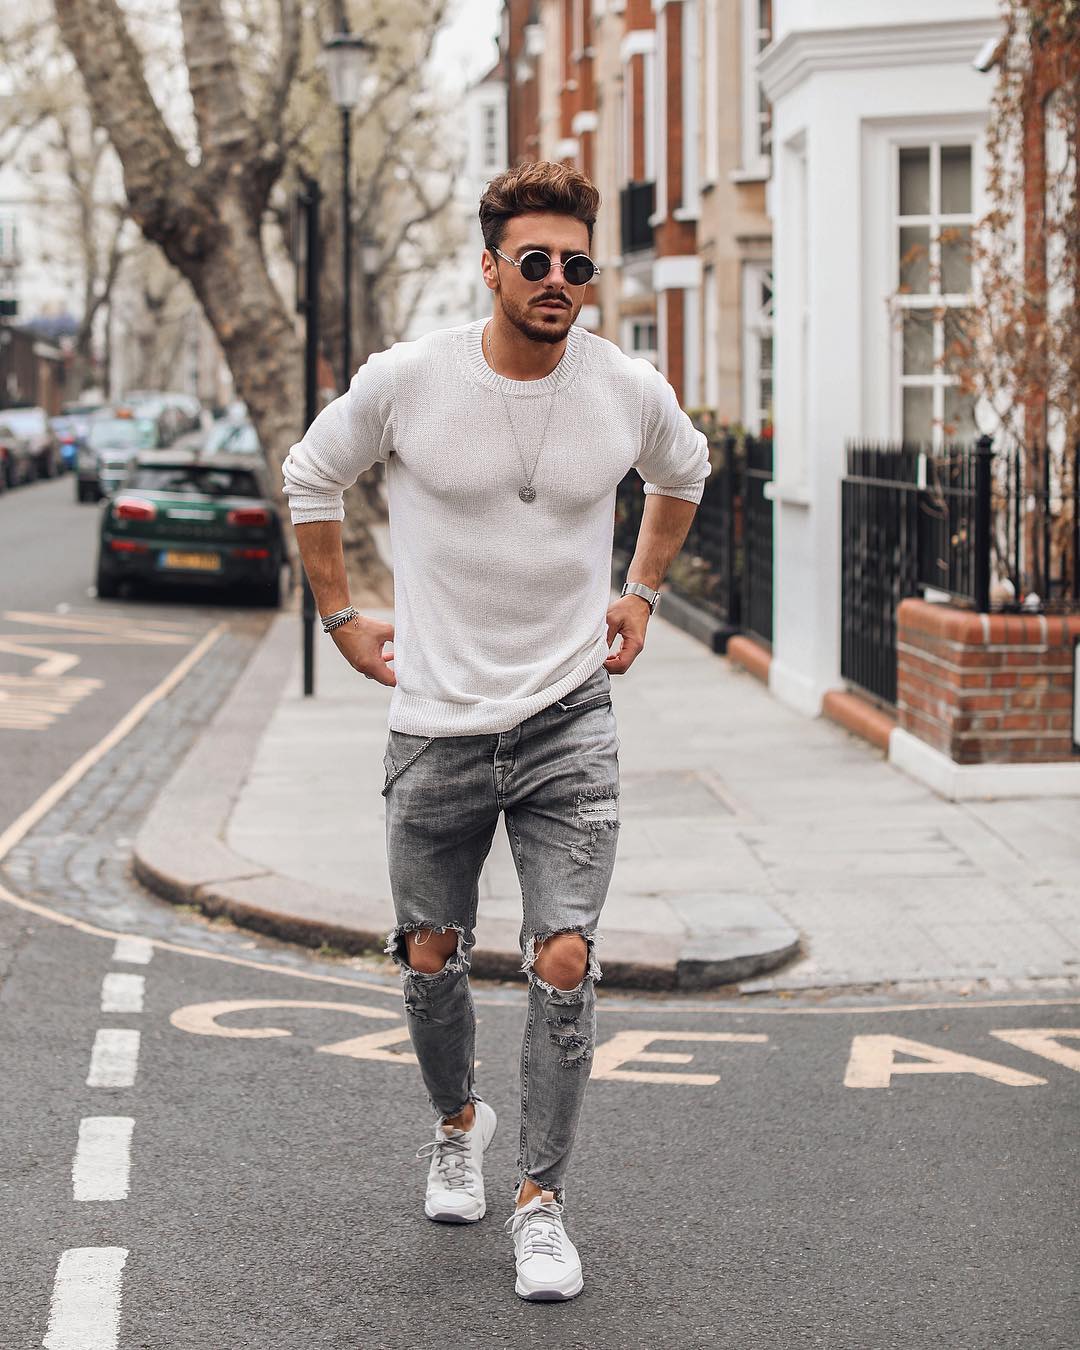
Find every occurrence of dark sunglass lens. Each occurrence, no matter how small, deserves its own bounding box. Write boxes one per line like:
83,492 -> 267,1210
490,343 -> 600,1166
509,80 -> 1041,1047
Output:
520,252 -> 551,282
564,256 -> 596,286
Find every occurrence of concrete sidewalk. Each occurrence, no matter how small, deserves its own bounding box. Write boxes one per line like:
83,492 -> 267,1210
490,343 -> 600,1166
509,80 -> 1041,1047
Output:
135,606 -> 1080,993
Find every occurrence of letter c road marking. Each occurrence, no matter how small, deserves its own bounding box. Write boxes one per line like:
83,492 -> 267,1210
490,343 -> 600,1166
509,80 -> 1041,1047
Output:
170,999 -> 417,1064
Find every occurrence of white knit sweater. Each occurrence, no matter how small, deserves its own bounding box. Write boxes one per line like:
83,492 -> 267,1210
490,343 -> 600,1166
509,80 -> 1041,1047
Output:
282,318 -> 710,736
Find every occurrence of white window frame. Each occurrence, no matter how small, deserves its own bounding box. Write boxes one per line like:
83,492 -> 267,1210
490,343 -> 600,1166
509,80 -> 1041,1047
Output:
650,9 -> 668,223
622,316 -> 659,366
742,261 -> 774,434
643,48 -> 657,181
703,265 -> 719,409
738,0 -> 772,177
703,0 -> 720,188
676,0 -> 700,219
891,138 -> 978,449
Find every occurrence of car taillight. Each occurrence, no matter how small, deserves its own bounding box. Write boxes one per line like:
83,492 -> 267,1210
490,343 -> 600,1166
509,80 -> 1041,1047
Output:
113,497 -> 157,522
109,539 -> 149,553
235,547 -> 270,560
226,507 -> 269,527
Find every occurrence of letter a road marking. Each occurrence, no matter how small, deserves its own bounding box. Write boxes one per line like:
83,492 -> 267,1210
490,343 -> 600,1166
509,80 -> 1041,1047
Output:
844,1035 -> 1047,1089
990,1028 -> 1080,1073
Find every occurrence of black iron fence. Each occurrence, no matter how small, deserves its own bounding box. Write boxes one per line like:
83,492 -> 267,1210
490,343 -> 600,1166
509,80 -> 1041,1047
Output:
614,428 -> 774,647
841,436 -> 1080,705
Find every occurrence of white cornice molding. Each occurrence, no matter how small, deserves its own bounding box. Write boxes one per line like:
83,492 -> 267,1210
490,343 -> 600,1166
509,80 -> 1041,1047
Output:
554,137 -> 580,161
758,18 -> 1004,103
571,110 -> 598,135
653,255 -> 702,290
620,30 -> 656,62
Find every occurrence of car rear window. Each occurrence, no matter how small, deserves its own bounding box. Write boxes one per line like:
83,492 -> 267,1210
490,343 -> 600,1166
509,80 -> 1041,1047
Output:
89,418 -> 158,450
129,466 -> 263,498
206,421 -> 260,454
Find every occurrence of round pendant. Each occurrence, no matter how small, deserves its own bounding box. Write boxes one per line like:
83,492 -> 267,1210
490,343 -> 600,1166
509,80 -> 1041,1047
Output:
518,485 -> 537,503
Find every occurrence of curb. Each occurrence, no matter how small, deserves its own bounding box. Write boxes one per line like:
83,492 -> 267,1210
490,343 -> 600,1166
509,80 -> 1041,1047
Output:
134,612 -> 801,991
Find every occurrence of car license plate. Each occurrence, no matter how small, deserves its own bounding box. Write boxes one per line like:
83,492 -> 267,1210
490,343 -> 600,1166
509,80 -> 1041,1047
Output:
161,550 -> 221,572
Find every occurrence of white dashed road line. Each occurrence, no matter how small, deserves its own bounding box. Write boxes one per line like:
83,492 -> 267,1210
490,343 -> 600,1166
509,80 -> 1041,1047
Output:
72,1118 -> 135,1202
86,1029 -> 141,1089
112,935 -> 153,965
43,1247 -> 129,1350
100,973 -> 145,1014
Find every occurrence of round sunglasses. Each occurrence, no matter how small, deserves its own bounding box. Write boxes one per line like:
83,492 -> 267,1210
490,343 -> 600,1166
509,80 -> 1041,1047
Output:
491,246 -> 600,287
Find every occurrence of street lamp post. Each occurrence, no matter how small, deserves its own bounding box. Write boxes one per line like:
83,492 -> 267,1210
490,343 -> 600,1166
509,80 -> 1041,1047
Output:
323,33 -> 372,393
360,236 -> 379,355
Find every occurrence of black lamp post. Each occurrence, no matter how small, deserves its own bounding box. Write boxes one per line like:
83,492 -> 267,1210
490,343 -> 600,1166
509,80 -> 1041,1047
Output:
323,33 -> 372,392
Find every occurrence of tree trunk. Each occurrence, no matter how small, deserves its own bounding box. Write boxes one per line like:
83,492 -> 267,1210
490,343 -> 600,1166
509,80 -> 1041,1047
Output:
52,0 -> 391,596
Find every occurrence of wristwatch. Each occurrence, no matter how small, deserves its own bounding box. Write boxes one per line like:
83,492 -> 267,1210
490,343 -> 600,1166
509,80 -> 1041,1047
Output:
621,580 -> 661,614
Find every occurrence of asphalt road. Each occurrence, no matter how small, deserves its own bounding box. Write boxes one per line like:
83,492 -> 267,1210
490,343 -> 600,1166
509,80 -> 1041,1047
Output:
0,474 -> 1078,1349
0,473 -> 271,833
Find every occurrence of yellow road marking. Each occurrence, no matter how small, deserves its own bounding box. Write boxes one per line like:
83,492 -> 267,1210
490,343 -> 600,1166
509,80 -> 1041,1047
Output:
0,673 -> 104,730
990,1027 -> 1080,1073
0,624 -> 223,862
843,1034 -> 1047,1088
170,998 -> 400,1038
2,610 -> 198,642
592,1030 -> 769,1085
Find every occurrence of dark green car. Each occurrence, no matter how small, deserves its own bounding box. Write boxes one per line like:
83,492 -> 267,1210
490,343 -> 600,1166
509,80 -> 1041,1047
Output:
95,451 -> 285,607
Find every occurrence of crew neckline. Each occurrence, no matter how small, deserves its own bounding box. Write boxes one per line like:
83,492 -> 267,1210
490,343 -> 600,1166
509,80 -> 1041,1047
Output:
464,318 -> 583,398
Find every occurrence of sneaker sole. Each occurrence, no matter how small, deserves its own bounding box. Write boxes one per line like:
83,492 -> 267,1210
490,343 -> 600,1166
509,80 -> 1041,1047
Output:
515,1277 -> 584,1302
426,1204 -> 485,1224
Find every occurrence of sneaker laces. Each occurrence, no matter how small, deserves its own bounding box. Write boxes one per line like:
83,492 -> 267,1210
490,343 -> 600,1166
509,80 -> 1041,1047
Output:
416,1130 -> 474,1191
504,1200 -> 565,1261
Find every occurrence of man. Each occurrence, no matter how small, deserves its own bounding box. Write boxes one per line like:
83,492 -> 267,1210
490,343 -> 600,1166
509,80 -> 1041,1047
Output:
283,161 -> 708,1301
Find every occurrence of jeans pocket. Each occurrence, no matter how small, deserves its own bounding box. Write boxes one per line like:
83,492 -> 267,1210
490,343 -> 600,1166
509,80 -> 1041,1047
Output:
381,732 -> 436,796
555,669 -> 613,716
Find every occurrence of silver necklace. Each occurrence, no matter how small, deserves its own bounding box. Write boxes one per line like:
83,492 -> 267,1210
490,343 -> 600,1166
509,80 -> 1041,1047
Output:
485,322 -> 561,504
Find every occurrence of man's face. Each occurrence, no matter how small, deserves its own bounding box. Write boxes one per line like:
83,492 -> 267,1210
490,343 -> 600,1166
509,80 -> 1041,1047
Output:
483,211 -> 592,345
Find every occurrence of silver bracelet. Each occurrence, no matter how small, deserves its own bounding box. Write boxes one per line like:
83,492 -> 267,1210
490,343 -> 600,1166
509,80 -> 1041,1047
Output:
321,606 -> 358,634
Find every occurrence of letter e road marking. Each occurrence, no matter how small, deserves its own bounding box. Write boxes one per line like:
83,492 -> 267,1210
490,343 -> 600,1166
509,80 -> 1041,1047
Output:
843,1035 -> 1047,1089
591,1031 -> 768,1085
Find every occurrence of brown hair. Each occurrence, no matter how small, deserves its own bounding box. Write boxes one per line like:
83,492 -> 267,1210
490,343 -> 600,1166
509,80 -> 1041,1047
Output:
478,161 -> 601,252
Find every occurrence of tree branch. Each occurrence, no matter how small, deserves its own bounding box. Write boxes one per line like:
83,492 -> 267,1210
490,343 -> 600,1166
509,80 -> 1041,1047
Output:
177,0 -> 256,169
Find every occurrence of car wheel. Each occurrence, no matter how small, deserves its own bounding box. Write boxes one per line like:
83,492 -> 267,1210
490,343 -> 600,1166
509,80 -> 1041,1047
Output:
95,561 -> 120,599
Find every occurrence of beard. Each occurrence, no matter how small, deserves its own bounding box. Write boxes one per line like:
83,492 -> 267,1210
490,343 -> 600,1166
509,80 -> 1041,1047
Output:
499,289 -> 578,345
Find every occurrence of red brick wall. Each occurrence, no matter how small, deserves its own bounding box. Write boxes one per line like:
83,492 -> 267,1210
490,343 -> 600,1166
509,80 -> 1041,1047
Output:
897,599 -> 1080,765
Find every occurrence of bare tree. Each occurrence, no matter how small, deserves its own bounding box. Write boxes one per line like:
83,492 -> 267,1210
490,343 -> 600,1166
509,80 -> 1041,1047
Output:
954,0 -> 1080,596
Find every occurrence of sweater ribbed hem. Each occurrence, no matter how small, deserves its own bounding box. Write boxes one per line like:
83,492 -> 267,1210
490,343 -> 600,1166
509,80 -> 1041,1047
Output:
387,637 -> 610,737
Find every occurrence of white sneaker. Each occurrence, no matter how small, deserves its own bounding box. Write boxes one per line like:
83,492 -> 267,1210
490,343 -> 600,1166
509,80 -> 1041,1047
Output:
416,1099 -> 497,1224
505,1195 -> 584,1301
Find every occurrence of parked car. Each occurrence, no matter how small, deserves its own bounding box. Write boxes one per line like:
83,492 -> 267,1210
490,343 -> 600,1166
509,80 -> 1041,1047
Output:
161,391 -> 203,433
95,451 -> 284,607
0,406 -> 62,480
204,418 -> 261,456
77,414 -> 162,502
55,397 -> 108,469
123,393 -> 183,446
0,418 -> 36,489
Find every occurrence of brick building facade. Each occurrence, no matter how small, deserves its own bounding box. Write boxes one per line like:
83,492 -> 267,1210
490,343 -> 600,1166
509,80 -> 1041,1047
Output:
502,0 -> 772,421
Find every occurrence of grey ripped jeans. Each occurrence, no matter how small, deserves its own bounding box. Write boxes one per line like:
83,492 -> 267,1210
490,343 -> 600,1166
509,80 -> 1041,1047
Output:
382,665 -> 620,1200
